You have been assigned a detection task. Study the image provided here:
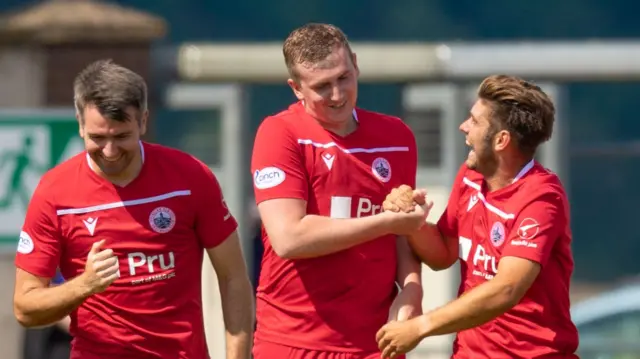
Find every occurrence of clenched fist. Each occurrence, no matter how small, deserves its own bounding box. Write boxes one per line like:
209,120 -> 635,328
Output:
80,239 -> 120,295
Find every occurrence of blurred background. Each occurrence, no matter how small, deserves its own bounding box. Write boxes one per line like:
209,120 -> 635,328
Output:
0,0 -> 638,358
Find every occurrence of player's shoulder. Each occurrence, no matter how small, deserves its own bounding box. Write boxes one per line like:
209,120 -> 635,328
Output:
143,142 -> 214,181
146,141 -> 208,166
258,102 -> 303,132
256,102 -> 329,150
521,162 -> 565,193
37,151 -> 87,194
144,141 -> 195,162
357,107 -> 414,136
518,162 -> 567,204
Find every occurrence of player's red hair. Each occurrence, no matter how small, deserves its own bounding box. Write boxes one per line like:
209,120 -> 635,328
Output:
282,23 -> 354,81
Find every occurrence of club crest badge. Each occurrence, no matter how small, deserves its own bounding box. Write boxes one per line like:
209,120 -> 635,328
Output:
372,157 -> 392,182
490,221 -> 506,247
149,207 -> 176,233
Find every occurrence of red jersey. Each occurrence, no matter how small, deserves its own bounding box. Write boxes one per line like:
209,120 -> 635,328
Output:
251,102 -> 417,353
15,142 -> 237,359
438,161 -> 579,359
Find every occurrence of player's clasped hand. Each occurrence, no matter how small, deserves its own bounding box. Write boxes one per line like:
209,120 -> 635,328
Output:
383,185 -> 416,213
81,239 -> 120,295
382,185 -> 434,235
383,185 -> 431,213
376,317 -> 423,359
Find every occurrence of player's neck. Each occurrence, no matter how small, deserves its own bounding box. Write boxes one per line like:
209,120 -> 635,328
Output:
485,156 -> 533,192
319,116 -> 358,137
111,157 -> 143,187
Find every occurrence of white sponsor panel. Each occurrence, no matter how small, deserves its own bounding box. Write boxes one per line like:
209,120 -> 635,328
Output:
329,196 -> 382,219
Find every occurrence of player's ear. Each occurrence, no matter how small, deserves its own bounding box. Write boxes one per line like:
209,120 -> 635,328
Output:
287,78 -> 304,101
139,110 -> 148,136
351,52 -> 360,77
76,112 -> 85,138
494,130 -> 511,152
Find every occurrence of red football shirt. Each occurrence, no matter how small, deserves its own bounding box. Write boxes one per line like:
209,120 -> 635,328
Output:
438,161 -> 579,359
251,102 -> 417,353
15,142 -> 237,359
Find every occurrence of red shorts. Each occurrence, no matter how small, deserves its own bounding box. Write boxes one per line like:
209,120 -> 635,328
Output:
253,340 -> 406,359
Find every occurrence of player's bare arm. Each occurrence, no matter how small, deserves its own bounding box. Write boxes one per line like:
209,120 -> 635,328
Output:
388,236 -> 423,322
376,256 -> 541,358
407,224 -> 458,271
258,197 -> 428,259
416,256 -> 539,336
206,230 -> 254,359
14,270 -> 88,327
14,239 -> 119,327
383,186 -> 458,270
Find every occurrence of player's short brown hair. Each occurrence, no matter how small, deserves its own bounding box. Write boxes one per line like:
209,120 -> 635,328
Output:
477,75 -> 555,156
73,59 -> 147,122
282,23 -> 353,81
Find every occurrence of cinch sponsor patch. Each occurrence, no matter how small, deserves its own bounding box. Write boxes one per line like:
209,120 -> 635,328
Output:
17,231 -> 34,254
254,167 -> 286,189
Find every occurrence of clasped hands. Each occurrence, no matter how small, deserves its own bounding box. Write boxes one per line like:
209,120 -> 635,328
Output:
381,185 -> 434,235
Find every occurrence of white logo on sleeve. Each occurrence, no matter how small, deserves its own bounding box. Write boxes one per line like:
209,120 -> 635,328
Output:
254,167 -> 285,189
17,231 -> 34,254
221,200 -> 231,221
82,217 -> 98,236
517,218 -> 540,240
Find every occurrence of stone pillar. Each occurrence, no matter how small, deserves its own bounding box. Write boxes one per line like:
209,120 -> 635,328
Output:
0,0 -> 167,138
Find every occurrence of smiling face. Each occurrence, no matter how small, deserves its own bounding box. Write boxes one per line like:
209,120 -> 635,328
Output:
79,104 -> 147,180
460,99 -> 501,174
287,45 -> 359,128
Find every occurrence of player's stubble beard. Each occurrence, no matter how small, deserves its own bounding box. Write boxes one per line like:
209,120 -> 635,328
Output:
467,128 -> 499,178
